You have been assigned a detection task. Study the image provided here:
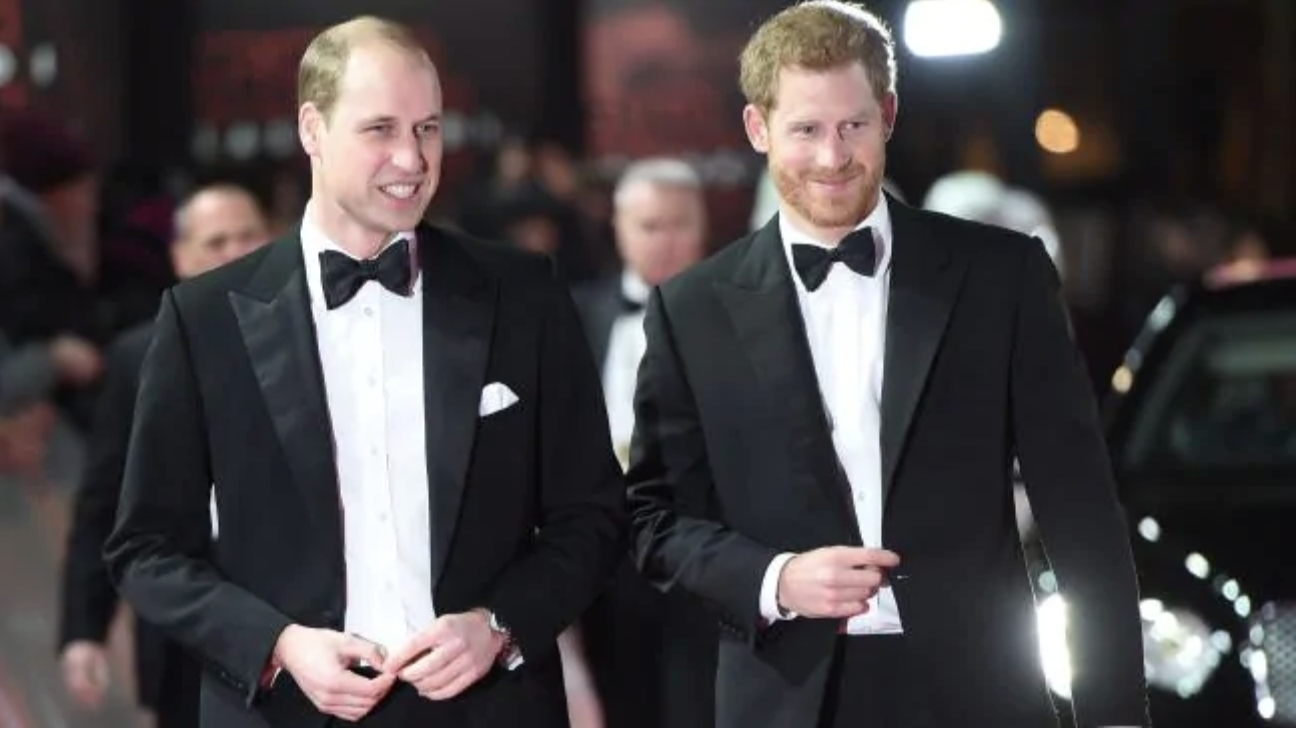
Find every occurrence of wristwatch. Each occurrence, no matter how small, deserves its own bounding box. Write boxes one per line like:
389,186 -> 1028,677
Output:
486,611 -> 524,670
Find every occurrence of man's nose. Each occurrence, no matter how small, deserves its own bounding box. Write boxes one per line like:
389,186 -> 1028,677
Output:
814,133 -> 851,170
391,136 -> 428,173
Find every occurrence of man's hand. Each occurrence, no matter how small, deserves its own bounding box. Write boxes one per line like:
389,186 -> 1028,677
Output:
777,546 -> 901,618
60,640 -> 110,710
48,335 -> 103,385
271,625 -> 396,722
384,610 -> 504,701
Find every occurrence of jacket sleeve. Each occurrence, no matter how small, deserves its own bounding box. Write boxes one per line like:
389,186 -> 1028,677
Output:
103,290 -> 293,707
626,289 -> 780,637
1010,242 -> 1150,727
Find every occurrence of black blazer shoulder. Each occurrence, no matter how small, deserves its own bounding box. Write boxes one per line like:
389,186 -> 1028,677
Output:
656,227 -> 763,307
441,225 -> 555,280
900,202 -> 1049,267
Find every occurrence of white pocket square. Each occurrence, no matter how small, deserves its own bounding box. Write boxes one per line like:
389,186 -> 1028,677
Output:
479,382 -> 520,417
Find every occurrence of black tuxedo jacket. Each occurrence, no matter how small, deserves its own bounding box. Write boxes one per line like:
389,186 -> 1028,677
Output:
104,224 -> 625,726
571,274 -> 623,372
627,197 -> 1149,727
60,320 -> 199,724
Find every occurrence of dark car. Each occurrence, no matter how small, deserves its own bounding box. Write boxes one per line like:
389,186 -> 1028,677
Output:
1028,259 -> 1296,727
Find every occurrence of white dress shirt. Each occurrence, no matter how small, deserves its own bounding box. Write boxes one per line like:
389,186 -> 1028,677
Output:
602,269 -> 650,459
757,195 -> 904,635
300,204 -> 436,653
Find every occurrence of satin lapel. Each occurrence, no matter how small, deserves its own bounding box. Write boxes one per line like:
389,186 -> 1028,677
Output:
713,220 -> 860,540
417,226 -> 497,589
880,198 -> 969,499
229,236 -> 342,555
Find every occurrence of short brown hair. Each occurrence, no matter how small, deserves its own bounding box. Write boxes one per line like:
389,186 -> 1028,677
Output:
739,1 -> 896,114
297,16 -> 429,120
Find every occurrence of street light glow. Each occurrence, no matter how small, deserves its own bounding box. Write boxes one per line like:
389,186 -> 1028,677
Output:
903,0 -> 1003,58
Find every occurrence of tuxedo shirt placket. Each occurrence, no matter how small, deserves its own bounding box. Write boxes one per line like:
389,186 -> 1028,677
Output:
302,218 -> 435,653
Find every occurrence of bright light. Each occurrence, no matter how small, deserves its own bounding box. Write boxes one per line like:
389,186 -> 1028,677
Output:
1036,594 -> 1072,699
1037,570 -> 1058,594
1143,602 -> 1223,698
1251,625 -> 1266,646
1046,594 -> 1224,702
1035,109 -> 1080,154
1259,695 -> 1276,720
1249,650 -> 1269,682
903,0 -> 1003,58
1235,595 -> 1252,618
1140,598 -> 1165,621
1184,552 -> 1210,579
1111,365 -> 1133,394
1147,296 -> 1177,331
1137,516 -> 1161,542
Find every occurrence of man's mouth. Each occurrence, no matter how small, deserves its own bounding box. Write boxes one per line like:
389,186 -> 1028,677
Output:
380,183 -> 420,200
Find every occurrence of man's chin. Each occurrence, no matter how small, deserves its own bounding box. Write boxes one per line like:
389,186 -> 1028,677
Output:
805,208 -> 870,231
379,209 -> 430,233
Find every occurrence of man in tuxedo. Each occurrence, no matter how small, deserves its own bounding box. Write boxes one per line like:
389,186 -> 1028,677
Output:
571,158 -> 714,726
573,158 -> 708,464
59,183 -> 270,726
104,16 -> 624,728
626,1 -> 1149,727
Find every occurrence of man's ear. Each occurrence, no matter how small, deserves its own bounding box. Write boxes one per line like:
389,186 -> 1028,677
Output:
880,92 -> 898,142
742,104 -> 770,154
299,103 -> 325,156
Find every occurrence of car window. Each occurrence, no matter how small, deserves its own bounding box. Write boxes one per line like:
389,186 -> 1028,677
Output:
1121,311 -> 1296,471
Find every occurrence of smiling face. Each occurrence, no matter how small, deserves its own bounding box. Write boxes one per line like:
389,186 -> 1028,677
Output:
737,1 -> 899,244
743,61 -> 895,245
298,40 -> 443,257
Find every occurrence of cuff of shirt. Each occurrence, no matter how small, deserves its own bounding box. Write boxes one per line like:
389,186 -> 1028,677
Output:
259,663 -> 281,691
759,552 -> 799,623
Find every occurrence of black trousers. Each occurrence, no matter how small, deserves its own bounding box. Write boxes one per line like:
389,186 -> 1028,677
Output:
327,683 -> 468,728
819,634 -> 936,727
150,645 -> 202,727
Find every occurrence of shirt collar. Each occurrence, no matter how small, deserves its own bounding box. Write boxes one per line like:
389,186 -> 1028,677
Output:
620,268 -> 651,306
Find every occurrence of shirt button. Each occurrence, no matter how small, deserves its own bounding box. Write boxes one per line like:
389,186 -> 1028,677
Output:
368,375 -> 378,387
371,446 -> 380,457
378,512 -> 388,523
364,306 -> 374,317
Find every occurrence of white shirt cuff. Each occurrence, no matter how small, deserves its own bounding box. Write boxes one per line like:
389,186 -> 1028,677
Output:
759,553 -> 799,622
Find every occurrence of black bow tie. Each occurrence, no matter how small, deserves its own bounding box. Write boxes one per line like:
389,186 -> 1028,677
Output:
319,239 -> 414,310
791,227 -> 877,292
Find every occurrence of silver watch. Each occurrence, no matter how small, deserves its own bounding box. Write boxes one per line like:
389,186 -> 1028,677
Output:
486,611 -> 523,670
